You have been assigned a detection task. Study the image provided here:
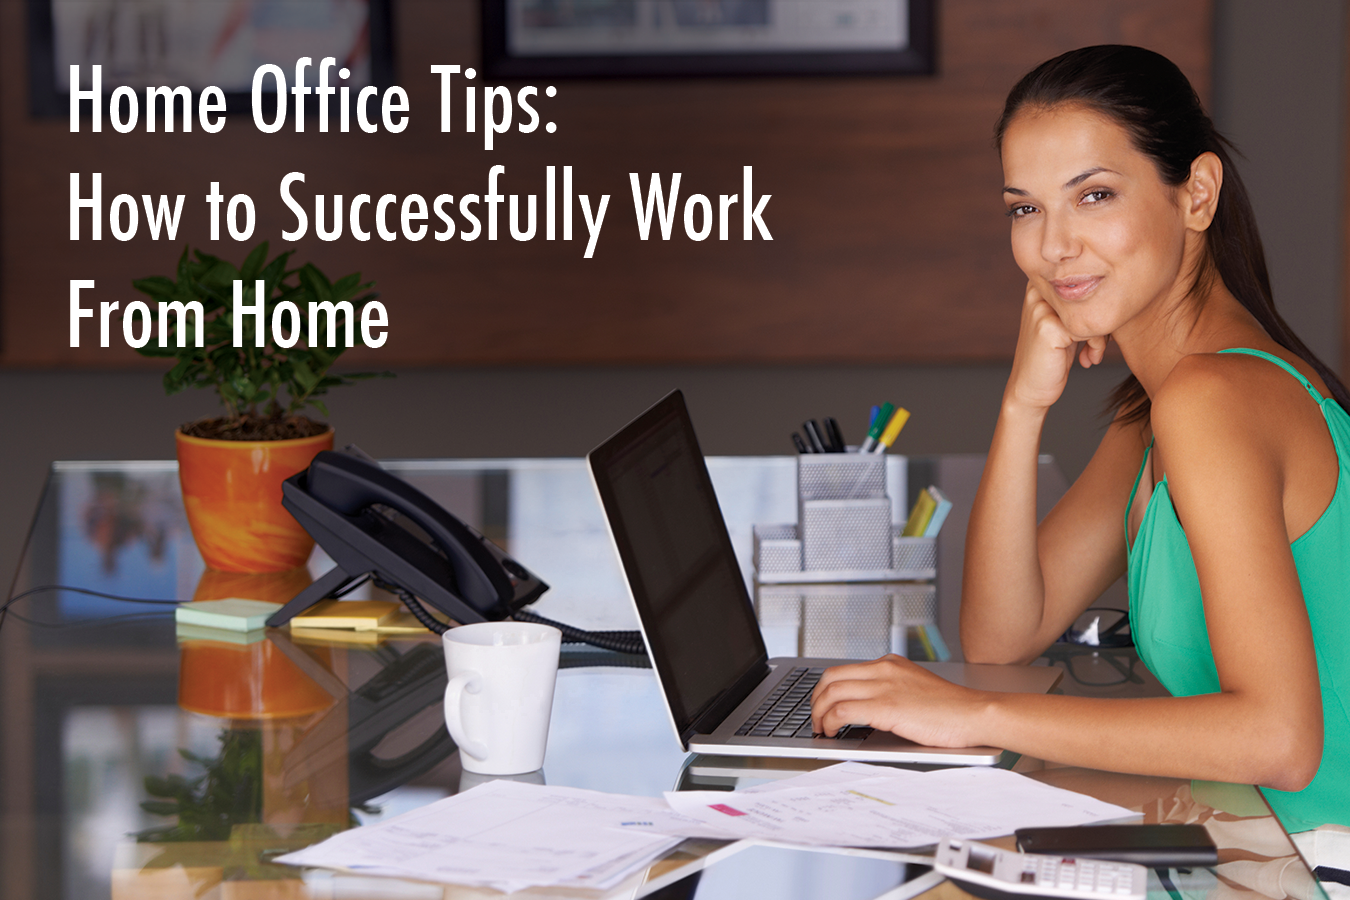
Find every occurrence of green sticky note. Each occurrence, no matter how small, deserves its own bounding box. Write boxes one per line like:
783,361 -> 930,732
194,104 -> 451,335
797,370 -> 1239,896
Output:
175,623 -> 268,645
174,598 -> 282,632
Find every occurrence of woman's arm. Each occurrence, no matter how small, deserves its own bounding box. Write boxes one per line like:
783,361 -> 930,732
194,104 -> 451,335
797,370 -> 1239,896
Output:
812,662 -> 1316,791
815,358 -> 1324,790
961,286 -> 1138,664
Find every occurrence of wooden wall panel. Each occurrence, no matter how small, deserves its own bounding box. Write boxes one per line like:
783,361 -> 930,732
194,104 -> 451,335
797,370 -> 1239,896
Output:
0,1 -> 1211,368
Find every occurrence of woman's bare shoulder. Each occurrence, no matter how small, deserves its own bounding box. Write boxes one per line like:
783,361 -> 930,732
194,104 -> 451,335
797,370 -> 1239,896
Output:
1153,351 -> 1318,428
1150,350 -> 1328,472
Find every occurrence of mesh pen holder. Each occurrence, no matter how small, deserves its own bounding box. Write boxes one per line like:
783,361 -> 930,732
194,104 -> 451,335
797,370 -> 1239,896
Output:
799,453 -> 890,571
797,453 -> 886,503
754,525 -> 936,582
752,454 -> 935,582
756,582 -> 939,659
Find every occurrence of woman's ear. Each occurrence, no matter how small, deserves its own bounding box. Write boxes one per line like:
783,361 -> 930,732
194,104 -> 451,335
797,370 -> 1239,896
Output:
1181,151 -> 1223,232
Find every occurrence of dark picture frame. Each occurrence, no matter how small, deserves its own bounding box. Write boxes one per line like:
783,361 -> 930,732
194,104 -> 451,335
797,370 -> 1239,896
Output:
482,0 -> 935,79
28,0 -> 395,117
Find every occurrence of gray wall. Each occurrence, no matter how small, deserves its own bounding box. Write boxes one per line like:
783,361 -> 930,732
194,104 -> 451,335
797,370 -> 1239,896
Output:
1,1 -> 1344,594
1211,0 -> 1347,365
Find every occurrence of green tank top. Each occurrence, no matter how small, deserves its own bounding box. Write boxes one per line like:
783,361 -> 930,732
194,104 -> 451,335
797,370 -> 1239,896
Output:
1125,348 -> 1350,832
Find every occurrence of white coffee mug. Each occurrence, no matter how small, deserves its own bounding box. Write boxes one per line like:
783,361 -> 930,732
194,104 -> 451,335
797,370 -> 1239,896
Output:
442,621 -> 562,775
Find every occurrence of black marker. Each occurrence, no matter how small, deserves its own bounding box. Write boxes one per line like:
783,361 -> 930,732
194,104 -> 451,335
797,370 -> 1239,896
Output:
823,417 -> 846,452
802,420 -> 827,453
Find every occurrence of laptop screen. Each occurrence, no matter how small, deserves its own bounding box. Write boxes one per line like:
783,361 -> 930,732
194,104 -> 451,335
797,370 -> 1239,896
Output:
589,391 -> 767,738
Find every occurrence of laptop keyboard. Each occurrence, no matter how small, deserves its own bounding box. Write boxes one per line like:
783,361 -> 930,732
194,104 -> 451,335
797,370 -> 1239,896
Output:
735,667 -> 874,741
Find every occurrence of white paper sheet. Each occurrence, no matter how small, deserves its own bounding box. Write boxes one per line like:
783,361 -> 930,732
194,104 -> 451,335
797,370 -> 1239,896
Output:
737,760 -> 917,793
660,763 -> 1138,848
275,780 -> 710,893
275,763 -> 1137,892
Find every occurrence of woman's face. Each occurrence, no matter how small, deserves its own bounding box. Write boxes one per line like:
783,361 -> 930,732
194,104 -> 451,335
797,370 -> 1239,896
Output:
1000,104 -> 1192,340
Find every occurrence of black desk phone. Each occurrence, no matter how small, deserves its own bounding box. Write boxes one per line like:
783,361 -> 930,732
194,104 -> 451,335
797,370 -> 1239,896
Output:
266,448 -> 642,654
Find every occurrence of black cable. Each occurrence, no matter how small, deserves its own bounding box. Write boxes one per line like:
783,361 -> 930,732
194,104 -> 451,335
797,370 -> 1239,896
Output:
1,584 -> 181,633
2,584 -> 180,612
559,649 -> 651,670
1316,866 -> 1350,887
1155,868 -> 1184,900
373,578 -> 646,655
374,579 -> 450,635
332,573 -> 374,600
512,608 -> 646,656
6,609 -> 174,629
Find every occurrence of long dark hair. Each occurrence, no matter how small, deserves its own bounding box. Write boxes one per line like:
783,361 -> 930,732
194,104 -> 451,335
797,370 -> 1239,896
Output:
994,44 -> 1350,422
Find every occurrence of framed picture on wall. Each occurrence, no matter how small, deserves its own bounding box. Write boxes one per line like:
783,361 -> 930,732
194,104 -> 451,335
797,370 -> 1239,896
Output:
482,0 -> 936,79
28,0 -> 395,116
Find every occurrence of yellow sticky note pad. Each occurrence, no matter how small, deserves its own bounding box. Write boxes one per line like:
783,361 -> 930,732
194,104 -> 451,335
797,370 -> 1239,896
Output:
291,600 -> 402,631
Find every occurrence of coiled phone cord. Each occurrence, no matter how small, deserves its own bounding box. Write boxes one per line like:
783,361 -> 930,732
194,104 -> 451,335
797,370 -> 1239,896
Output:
375,578 -> 452,635
511,608 -> 646,656
375,578 -> 647,657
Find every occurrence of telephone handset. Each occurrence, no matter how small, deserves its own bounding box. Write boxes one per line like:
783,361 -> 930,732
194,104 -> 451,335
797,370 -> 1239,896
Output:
266,449 -> 644,655
266,449 -> 548,630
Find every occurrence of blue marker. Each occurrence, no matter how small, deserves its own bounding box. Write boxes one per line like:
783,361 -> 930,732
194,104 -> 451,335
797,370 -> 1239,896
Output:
860,402 -> 895,453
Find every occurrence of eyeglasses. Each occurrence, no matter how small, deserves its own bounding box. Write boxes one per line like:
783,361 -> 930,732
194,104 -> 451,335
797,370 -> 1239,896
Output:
1058,607 -> 1132,649
1045,645 -> 1146,687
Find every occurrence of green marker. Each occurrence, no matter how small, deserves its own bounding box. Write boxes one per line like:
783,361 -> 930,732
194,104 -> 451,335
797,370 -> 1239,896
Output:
860,402 -> 894,453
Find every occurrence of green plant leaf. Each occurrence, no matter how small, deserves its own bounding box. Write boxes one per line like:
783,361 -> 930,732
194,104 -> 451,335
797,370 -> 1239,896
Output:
298,263 -> 334,307
133,244 -> 392,422
131,276 -> 178,300
239,242 -> 269,282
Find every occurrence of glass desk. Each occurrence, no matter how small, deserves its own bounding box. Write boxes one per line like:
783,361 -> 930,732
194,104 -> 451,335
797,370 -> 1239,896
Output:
0,458 -> 1323,900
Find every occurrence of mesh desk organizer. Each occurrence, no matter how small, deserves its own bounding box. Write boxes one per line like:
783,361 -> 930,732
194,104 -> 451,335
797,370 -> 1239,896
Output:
752,454 -> 938,660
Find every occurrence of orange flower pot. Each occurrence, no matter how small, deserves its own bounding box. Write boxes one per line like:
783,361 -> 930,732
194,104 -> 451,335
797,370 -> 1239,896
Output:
178,637 -> 336,720
192,566 -> 316,605
176,429 -> 333,573
179,569 -> 336,720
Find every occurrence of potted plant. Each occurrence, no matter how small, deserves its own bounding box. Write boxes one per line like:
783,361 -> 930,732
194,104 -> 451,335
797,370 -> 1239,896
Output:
132,242 -> 388,573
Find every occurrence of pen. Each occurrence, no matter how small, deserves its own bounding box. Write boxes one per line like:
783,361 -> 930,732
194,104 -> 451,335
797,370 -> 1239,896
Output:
791,432 -> 810,454
871,407 -> 910,454
823,417 -> 846,453
802,420 -> 828,453
859,402 -> 894,453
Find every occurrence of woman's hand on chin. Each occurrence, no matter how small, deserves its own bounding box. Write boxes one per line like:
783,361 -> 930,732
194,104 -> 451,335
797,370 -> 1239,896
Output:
1078,333 -> 1109,368
1006,282 -> 1109,414
810,655 -> 992,749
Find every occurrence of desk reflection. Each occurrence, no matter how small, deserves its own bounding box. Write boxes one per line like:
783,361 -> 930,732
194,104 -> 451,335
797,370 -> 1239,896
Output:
0,458 -> 1317,900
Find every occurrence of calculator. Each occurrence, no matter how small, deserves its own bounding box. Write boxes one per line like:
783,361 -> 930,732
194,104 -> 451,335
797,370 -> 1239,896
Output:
934,838 -> 1148,900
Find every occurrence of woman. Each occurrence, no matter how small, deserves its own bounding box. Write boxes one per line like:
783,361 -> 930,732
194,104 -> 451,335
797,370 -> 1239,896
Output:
810,45 -> 1350,843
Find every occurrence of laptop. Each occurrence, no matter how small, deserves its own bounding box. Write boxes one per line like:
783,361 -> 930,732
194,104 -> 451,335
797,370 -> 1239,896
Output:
587,390 -> 1062,765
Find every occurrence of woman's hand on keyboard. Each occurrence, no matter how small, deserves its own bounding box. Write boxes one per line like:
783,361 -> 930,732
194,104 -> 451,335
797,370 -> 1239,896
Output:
810,655 -> 991,748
